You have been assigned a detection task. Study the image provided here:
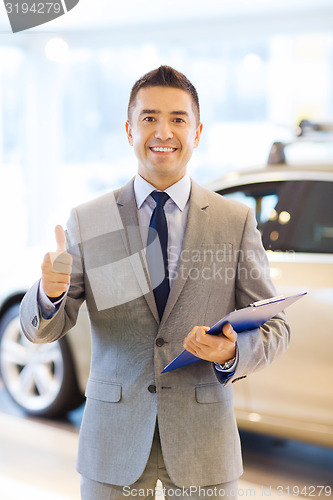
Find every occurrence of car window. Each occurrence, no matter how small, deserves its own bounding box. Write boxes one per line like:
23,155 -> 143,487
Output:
217,180 -> 333,253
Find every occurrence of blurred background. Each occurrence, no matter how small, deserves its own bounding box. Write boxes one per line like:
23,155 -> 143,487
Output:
0,1 -> 333,499
1,0 -> 333,250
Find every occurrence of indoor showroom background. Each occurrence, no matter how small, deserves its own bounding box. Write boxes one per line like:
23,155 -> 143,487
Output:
0,0 -> 333,251
0,1 -> 332,500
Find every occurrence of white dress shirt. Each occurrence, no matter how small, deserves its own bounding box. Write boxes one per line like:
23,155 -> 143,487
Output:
134,173 -> 191,289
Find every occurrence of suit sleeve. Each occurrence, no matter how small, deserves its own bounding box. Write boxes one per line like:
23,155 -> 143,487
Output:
215,207 -> 291,385
20,208 -> 85,344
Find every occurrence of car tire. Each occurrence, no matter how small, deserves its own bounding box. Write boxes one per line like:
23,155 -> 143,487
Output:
0,303 -> 84,418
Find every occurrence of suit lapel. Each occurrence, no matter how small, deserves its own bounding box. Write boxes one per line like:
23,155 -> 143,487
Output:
116,178 -> 159,323
160,181 -> 210,328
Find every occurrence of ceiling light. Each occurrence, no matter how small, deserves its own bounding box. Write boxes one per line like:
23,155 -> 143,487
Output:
45,38 -> 70,63
243,53 -> 263,71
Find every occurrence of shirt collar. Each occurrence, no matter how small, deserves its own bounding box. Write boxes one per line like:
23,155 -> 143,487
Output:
134,174 -> 191,212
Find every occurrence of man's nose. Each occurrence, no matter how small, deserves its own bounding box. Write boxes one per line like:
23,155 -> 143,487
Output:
154,120 -> 173,141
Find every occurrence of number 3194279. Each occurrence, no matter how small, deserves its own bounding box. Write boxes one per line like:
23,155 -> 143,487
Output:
5,3 -> 62,14
276,485 -> 332,497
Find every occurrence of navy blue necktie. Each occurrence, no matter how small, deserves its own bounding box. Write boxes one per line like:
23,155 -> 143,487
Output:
147,191 -> 170,320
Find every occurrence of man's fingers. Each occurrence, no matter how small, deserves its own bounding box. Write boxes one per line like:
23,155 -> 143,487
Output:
184,326 -> 209,351
183,324 -> 237,364
222,322 -> 237,343
42,281 -> 69,297
195,326 -> 210,340
184,324 -> 237,351
49,225 -> 73,273
52,252 -> 73,273
41,226 -> 72,298
48,250 -> 72,273
186,324 -> 237,350
55,225 -> 67,253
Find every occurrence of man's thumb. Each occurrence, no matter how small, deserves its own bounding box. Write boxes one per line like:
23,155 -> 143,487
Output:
55,225 -> 67,253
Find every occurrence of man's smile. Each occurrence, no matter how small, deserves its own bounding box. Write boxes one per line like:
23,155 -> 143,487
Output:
149,146 -> 178,153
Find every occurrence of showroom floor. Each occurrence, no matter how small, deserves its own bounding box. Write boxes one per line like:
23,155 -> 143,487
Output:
0,383 -> 332,500
0,410 -> 307,500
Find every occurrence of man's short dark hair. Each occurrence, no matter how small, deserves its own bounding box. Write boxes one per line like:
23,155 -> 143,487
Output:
128,65 -> 200,125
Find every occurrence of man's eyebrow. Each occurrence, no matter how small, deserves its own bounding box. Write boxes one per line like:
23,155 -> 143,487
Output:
170,111 -> 189,117
139,109 -> 189,117
139,109 -> 160,116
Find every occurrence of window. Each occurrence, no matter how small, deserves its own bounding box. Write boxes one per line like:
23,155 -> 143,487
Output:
219,180 -> 333,253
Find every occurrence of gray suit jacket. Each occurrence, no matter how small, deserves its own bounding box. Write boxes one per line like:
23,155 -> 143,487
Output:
20,178 -> 290,487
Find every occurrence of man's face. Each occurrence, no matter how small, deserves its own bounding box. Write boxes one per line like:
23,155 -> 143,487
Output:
126,86 -> 202,188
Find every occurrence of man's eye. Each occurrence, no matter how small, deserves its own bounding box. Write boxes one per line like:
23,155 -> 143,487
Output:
143,116 -> 155,122
174,118 -> 185,123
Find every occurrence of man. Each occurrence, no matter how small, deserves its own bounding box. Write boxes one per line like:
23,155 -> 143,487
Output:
20,66 -> 290,500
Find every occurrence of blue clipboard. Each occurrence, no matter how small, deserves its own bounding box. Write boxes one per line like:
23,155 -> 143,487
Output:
161,292 -> 307,374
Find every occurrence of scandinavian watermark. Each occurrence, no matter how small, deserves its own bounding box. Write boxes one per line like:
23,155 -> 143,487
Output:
122,485 -> 256,498
122,484 -> 332,498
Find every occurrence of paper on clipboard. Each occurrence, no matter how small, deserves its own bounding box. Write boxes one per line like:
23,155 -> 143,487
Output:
161,292 -> 307,374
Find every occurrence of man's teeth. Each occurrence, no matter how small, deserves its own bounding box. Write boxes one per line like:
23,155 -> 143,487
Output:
151,147 -> 176,152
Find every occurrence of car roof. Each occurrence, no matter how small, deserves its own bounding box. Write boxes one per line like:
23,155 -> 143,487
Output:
207,163 -> 333,192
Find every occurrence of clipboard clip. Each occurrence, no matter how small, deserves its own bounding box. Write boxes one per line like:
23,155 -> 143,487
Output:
250,295 -> 286,307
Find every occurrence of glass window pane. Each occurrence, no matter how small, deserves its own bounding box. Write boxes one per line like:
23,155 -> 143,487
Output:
221,181 -> 333,253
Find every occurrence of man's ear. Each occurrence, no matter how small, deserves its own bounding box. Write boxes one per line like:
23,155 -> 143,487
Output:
194,122 -> 203,148
125,120 -> 133,146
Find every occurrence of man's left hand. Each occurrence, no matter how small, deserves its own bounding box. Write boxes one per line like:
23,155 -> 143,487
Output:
183,323 -> 237,365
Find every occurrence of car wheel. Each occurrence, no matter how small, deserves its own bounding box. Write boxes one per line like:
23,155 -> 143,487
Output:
0,303 -> 84,418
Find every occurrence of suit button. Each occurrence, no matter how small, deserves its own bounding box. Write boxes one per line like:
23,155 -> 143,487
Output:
156,338 -> 165,347
148,385 -> 156,393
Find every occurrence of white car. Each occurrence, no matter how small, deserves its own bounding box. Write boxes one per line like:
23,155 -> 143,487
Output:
1,123 -> 332,447
0,248 -> 90,418
207,157 -> 333,448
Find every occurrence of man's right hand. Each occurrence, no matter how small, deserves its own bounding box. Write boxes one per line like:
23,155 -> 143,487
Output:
41,225 -> 73,299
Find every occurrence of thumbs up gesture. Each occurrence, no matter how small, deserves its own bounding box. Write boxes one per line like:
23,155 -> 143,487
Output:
41,225 -> 73,299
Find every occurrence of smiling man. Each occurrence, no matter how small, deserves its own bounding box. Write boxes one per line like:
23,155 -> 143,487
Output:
20,66 -> 290,500
126,84 -> 202,190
